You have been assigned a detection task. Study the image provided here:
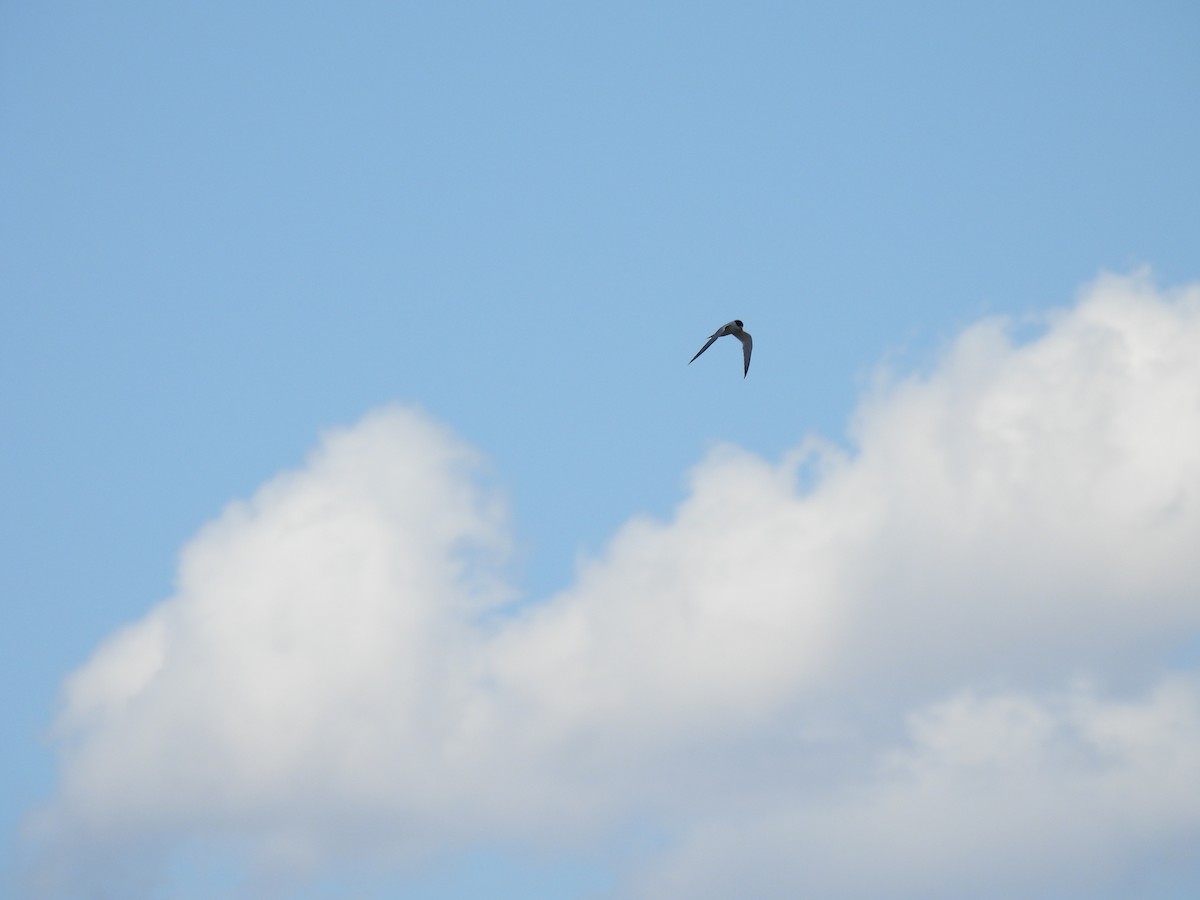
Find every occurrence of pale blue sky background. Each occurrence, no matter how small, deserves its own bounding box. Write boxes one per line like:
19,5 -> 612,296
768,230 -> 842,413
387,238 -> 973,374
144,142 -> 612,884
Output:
3,2 -> 1199,897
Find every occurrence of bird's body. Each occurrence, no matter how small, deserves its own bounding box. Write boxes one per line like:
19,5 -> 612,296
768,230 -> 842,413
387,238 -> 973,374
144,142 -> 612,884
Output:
689,319 -> 753,377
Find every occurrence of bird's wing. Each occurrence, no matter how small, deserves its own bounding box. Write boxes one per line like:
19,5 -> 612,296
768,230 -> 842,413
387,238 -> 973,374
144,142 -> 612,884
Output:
738,331 -> 752,376
689,333 -> 720,364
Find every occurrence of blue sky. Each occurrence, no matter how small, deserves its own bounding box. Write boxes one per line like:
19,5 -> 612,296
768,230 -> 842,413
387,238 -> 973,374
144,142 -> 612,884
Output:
3,3 -> 1200,898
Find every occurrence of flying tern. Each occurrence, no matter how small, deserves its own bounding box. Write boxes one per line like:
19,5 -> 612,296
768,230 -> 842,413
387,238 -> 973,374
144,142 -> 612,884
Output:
689,319 -> 752,377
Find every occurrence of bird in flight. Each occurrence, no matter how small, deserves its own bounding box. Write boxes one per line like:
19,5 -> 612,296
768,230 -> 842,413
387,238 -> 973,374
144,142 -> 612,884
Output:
689,320 -> 753,377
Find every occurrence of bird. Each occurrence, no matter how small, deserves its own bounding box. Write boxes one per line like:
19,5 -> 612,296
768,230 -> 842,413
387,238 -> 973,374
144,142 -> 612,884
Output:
689,319 -> 753,377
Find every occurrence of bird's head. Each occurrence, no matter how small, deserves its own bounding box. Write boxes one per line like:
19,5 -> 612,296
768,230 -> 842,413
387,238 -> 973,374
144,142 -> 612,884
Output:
734,319 -> 744,328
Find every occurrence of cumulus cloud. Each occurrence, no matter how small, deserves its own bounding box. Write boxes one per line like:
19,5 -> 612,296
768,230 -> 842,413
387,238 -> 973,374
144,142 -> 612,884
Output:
30,273 -> 1200,897
629,677 -> 1200,900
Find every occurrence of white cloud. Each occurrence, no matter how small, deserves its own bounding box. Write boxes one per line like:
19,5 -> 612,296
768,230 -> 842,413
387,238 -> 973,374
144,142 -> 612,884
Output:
628,678 -> 1200,900
29,273 -> 1200,897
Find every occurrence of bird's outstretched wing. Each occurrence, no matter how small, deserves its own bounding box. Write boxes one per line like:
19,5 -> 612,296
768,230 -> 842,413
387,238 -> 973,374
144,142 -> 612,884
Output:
689,333 -> 720,364
739,331 -> 753,377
